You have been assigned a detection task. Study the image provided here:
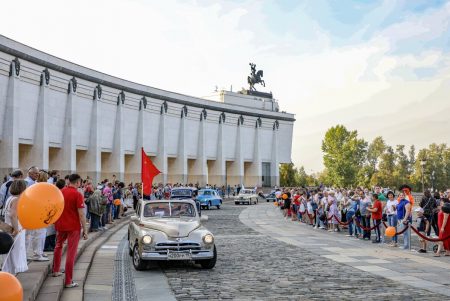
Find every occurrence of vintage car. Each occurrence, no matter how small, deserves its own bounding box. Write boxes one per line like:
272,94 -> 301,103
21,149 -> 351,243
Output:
264,192 -> 278,202
234,189 -> 259,205
196,189 -> 222,210
128,199 -> 216,270
170,187 -> 198,199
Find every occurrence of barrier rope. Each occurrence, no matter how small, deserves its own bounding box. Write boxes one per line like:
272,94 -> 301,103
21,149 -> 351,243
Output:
410,226 -> 450,242
333,215 -> 352,226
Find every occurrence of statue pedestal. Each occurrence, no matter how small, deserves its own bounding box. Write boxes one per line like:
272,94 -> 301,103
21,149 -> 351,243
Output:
203,90 -> 279,112
239,89 -> 273,99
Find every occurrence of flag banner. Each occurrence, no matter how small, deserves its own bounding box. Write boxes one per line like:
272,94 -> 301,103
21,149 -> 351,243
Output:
141,148 -> 161,195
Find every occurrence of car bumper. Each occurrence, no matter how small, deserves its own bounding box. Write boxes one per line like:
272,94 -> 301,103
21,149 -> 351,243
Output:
141,249 -> 214,260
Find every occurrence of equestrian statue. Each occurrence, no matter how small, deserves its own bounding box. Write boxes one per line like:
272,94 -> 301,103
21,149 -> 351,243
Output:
247,63 -> 265,91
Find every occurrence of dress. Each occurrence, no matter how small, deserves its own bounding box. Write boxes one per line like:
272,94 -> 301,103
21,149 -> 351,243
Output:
438,211 -> 450,251
2,196 -> 28,274
328,197 -> 339,225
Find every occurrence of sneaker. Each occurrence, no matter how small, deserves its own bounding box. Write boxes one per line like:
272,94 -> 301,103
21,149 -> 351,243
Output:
65,282 -> 79,288
334,229 -> 338,232
418,249 -> 427,253
319,226 -> 325,229
314,226 -> 318,229
33,255 -> 49,262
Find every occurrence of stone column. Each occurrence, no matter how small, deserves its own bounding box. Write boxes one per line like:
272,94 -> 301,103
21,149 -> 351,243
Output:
0,58 -> 20,176
154,102 -> 168,184
209,113 -> 226,186
173,106 -> 188,184
271,121 -> 280,187
103,91 -> 125,181
191,110 -> 208,186
227,116 -> 244,186
245,118 -> 262,187
53,77 -> 77,176
85,85 -> 102,183
29,69 -> 51,171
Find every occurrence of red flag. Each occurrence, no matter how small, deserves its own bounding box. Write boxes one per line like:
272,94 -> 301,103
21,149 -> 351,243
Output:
141,147 -> 161,195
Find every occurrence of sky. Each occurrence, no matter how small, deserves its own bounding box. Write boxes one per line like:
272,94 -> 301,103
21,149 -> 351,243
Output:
1,0 -> 449,172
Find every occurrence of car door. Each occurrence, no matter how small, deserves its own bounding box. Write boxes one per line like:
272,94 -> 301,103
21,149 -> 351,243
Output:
213,191 -> 219,205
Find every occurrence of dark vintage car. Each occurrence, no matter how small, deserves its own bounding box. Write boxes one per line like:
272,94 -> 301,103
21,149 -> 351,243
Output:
170,187 -> 201,214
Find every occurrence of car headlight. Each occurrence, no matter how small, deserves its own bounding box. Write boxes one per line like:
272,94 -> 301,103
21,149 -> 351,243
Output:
142,235 -> 152,244
203,234 -> 214,244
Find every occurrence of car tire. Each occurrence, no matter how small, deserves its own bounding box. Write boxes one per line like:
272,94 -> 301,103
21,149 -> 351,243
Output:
235,201 -> 239,205
132,244 -> 147,271
199,246 -> 217,269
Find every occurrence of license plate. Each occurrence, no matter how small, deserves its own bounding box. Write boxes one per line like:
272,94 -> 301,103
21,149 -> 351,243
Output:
167,251 -> 192,260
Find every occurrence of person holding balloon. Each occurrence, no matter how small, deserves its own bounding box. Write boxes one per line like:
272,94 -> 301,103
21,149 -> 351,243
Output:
2,180 -> 28,275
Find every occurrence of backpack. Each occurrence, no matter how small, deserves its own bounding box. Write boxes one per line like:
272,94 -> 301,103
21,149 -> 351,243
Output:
0,181 -> 13,221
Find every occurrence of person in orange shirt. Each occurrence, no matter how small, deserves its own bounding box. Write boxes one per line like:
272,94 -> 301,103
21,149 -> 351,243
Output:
399,185 -> 414,207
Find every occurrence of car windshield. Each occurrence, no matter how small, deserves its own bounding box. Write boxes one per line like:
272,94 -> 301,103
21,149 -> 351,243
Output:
171,189 -> 192,197
240,189 -> 254,194
143,202 -> 196,218
199,190 -> 212,196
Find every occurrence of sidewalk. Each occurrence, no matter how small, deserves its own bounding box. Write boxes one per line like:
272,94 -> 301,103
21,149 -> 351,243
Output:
240,203 -> 450,297
19,213 -> 132,301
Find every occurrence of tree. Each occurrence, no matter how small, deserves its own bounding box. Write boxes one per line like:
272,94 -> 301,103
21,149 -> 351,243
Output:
408,145 -> 416,176
279,163 -> 298,187
393,145 -> 410,190
367,136 -> 386,171
376,146 -> 396,188
296,166 -> 308,187
322,125 -> 367,187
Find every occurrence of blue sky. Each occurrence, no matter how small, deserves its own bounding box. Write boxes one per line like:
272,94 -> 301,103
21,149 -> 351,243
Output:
1,0 -> 449,171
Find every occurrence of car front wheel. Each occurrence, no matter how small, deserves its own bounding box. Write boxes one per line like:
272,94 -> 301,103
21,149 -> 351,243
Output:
132,244 -> 147,271
198,246 -> 217,269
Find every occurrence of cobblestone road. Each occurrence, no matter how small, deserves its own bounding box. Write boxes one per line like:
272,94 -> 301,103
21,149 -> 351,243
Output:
161,201 -> 445,300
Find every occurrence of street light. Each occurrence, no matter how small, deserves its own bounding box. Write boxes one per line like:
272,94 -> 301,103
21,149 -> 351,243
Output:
431,170 -> 435,192
420,159 -> 426,193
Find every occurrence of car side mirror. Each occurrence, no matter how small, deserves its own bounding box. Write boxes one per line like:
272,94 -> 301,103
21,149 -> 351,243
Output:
200,215 -> 209,222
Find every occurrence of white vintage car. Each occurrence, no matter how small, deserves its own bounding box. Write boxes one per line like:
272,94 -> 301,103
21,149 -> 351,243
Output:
234,189 -> 259,205
128,199 -> 216,270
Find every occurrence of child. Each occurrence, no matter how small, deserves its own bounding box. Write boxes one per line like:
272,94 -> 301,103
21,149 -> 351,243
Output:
415,207 -> 429,253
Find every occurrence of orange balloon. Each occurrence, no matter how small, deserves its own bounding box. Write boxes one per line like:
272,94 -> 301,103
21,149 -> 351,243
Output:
385,226 -> 396,237
17,183 -> 64,230
0,272 -> 23,301
114,199 -> 121,206
282,194 -> 288,200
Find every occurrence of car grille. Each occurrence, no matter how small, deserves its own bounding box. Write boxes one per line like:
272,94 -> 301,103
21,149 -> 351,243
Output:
155,241 -> 201,254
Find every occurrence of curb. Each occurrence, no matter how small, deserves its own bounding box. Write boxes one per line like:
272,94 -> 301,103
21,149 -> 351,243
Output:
19,212 -> 132,301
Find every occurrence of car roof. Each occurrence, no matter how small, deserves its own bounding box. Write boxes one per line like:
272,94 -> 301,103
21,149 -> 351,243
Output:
141,199 -> 196,205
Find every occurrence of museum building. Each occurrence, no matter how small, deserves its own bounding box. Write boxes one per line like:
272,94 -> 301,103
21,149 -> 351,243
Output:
0,35 -> 295,187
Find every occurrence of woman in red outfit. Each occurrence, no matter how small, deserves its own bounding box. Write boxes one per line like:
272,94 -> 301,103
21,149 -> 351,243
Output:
435,199 -> 450,257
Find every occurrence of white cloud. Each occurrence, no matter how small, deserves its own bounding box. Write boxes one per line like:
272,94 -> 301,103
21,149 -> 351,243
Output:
1,0 -> 449,172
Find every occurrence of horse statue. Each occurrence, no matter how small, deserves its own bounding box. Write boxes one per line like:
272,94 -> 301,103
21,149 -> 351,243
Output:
247,63 -> 265,91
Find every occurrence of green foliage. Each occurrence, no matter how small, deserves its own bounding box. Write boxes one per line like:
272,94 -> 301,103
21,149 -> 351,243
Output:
279,163 -> 298,187
321,125 -> 367,187
318,125 -> 449,191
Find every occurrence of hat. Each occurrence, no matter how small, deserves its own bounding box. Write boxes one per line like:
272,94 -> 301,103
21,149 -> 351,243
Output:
10,169 -> 23,178
414,207 -> 424,213
399,184 -> 412,191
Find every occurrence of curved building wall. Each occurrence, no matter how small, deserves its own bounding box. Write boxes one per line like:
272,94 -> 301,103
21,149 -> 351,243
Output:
0,35 -> 295,187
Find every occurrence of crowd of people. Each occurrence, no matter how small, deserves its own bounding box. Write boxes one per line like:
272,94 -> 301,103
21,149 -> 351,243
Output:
275,185 -> 450,256
0,167 -> 138,287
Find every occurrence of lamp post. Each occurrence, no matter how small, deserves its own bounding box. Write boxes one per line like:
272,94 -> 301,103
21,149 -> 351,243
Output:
431,170 -> 435,192
420,159 -> 426,193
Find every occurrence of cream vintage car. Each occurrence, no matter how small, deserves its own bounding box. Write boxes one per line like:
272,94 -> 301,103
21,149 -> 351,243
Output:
128,199 -> 216,270
234,189 -> 259,205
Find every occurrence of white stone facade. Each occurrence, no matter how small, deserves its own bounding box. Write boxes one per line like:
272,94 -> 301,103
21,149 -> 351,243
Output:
0,35 -> 295,187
